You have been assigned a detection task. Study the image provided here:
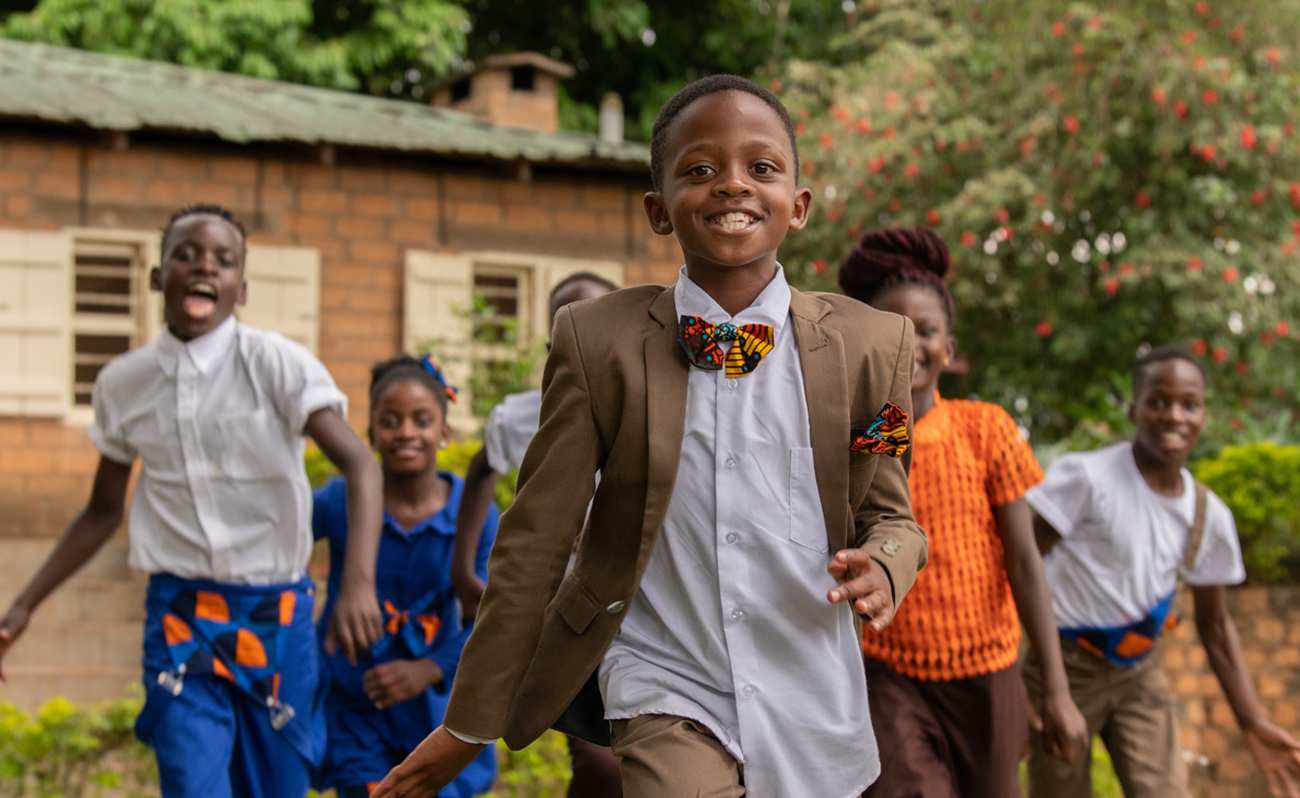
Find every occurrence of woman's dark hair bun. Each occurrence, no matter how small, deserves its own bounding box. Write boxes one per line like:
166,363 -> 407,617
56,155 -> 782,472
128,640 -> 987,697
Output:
837,227 -> 951,301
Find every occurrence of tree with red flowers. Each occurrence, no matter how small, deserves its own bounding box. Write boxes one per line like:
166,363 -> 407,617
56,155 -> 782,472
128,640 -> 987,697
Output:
778,0 -> 1300,446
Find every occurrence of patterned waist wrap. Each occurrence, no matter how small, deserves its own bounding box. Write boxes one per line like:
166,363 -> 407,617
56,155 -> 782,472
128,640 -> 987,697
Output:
136,574 -> 321,763
1059,589 -> 1177,667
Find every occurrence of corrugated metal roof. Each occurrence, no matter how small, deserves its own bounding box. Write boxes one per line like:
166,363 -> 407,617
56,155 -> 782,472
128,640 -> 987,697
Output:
0,38 -> 649,169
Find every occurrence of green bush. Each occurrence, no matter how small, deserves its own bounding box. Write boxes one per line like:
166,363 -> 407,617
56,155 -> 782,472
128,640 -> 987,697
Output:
1194,442 -> 1300,583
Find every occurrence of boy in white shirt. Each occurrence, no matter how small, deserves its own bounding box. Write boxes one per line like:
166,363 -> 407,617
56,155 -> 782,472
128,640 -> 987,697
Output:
1025,345 -> 1300,797
0,204 -> 385,798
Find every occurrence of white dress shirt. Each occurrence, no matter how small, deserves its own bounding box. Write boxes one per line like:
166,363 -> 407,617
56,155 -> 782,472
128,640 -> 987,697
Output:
482,389 -> 542,474
598,266 -> 877,797
1028,442 -> 1245,628
89,317 -> 347,585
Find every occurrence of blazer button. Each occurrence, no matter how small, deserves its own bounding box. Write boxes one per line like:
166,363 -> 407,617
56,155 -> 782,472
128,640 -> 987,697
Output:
605,600 -> 626,614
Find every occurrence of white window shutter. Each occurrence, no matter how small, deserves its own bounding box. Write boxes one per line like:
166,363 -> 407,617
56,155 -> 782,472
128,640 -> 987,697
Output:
241,245 -> 321,352
0,230 -> 72,416
532,258 -> 625,341
404,250 -> 474,430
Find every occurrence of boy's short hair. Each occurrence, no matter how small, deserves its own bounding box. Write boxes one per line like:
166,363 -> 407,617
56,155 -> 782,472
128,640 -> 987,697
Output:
649,74 -> 799,191
550,271 -> 618,304
160,203 -> 248,260
1131,344 -> 1208,395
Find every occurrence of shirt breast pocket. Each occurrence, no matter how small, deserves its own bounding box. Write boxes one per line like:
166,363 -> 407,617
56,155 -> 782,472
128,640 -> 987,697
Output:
207,409 -> 288,480
125,409 -> 183,481
789,447 -> 829,553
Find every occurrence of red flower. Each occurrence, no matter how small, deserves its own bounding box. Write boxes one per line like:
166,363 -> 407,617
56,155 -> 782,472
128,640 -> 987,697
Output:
926,209 -> 942,225
1182,31 -> 1198,45
795,122 -> 807,137
1235,361 -> 1249,375
1230,418 -> 1244,431
961,231 -> 978,248
1292,220 -> 1300,238
883,91 -> 901,110
1104,277 -> 1120,296
813,259 -> 827,274
905,162 -> 920,178
1251,189 -> 1267,206
882,127 -> 897,140
1191,339 -> 1208,356
1200,144 -> 1217,161
995,207 -> 1011,224
1001,225 -> 1014,240
855,118 -> 872,134
1051,20 -> 1066,37
1240,125 -> 1257,149
1099,260 -> 1111,273
1072,43 -> 1085,57
888,199 -> 902,212
1230,24 -> 1244,42
1174,100 -> 1189,118
1261,330 -> 1276,345
1278,321 -> 1291,336
1222,265 -> 1239,283
832,105 -> 850,122
1194,1 -> 1210,15
1136,191 -> 1152,208
1266,48 -> 1282,66
1212,346 -> 1228,364
819,132 -> 834,150
1119,262 -> 1135,277
1063,115 -> 1080,134
868,154 -> 886,173
1151,87 -> 1167,105
1202,88 -> 1218,105
1290,182 -> 1300,209
768,79 -> 783,93
1035,321 -> 1054,338
802,161 -> 817,176
1187,256 -> 1203,272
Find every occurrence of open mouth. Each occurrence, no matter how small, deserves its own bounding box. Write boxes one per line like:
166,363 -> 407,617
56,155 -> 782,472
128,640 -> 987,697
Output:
706,210 -> 761,233
182,282 -> 219,319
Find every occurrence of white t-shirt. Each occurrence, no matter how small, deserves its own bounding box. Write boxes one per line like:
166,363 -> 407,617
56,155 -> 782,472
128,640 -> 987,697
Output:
482,389 -> 542,474
90,317 -> 347,584
1027,442 -> 1245,629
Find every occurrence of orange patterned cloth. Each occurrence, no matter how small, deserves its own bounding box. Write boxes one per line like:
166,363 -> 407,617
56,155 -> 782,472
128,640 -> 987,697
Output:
862,394 -> 1043,681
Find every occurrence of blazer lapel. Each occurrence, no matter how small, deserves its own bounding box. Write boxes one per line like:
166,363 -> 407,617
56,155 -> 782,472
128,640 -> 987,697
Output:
640,287 -> 688,558
789,288 -> 850,553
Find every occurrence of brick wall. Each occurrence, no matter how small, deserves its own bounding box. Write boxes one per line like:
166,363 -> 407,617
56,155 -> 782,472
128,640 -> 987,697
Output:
0,127 -> 679,709
1160,586 -> 1300,797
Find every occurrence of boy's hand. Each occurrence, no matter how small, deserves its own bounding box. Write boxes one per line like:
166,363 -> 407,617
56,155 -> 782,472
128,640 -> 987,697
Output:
372,726 -> 487,798
363,659 -> 443,710
826,549 -> 895,632
324,583 -> 383,665
0,604 -> 31,682
454,575 -> 485,623
1244,719 -> 1300,797
1038,687 -> 1089,765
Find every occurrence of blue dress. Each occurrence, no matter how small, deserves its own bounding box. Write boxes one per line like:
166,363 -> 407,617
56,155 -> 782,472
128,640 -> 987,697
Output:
312,472 -> 499,797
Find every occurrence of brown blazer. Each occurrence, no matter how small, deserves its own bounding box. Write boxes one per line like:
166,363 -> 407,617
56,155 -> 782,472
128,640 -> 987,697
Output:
444,282 -> 928,749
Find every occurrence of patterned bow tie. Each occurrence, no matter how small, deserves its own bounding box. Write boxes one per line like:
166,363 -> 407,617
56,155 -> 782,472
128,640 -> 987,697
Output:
678,315 -> 775,378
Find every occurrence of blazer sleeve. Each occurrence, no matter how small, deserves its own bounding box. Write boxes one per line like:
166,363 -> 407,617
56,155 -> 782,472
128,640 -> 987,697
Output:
852,318 -> 928,606
443,305 -> 603,739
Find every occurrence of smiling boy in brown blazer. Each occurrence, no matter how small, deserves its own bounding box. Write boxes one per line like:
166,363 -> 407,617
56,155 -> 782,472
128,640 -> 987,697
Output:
375,75 -> 928,798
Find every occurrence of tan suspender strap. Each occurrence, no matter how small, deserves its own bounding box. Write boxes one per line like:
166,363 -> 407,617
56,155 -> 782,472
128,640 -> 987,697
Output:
1183,480 -> 1209,572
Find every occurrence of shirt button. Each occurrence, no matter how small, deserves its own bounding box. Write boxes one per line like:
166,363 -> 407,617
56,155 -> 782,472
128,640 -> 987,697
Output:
727,379 -> 739,391
605,600 -> 626,614
725,456 -> 737,469
742,684 -> 756,697
730,608 -> 745,621
725,532 -> 739,544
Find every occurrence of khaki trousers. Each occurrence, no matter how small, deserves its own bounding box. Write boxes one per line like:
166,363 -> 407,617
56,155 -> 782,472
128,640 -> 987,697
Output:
1023,643 -> 1187,798
609,714 -> 745,798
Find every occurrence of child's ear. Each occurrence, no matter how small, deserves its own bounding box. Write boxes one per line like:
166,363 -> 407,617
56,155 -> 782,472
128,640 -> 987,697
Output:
149,266 -> 163,292
237,278 -> 248,307
787,186 -> 814,232
944,334 -> 957,369
643,191 -> 673,236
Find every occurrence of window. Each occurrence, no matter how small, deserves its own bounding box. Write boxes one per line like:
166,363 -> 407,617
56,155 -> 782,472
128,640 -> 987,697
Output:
510,66 -> 536,92
71,239 -> 149,407
472,267 -> 529,345
450,77 -> 472,102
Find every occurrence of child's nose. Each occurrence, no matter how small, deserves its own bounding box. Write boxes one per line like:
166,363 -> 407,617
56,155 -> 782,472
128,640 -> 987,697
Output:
712,167 -> 752,197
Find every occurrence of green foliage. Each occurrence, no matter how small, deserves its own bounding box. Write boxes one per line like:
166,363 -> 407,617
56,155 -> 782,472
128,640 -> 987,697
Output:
778,0 -> 1300,445
1194,442 -> 1300,582
1,0 -> 467,97
0,694 -> 155,798
483,731 -> 572,798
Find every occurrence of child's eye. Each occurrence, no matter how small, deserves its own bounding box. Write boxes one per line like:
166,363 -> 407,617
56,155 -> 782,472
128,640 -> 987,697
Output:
687,164 -> 715,178
752,161 -> 777,175
414,414 -> 433,428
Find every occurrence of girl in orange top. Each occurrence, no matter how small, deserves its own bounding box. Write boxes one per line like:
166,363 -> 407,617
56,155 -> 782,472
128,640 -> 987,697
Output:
839,228 -> 1087,798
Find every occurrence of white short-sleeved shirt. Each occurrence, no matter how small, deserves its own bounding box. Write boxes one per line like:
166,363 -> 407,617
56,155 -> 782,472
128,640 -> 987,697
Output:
89,317 -> 347,584
599,266 -> 876,798
482,389 -> 542,474
1027,442 -> 1245,629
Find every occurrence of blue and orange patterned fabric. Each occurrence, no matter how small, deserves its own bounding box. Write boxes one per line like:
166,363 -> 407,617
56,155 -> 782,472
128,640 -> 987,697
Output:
678,315 -> 775,378
850,402 -> 911,459
1060,589 -> 1178,667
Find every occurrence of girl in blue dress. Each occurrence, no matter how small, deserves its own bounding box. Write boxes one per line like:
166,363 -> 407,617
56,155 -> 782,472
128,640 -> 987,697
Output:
314,355 -> 498,797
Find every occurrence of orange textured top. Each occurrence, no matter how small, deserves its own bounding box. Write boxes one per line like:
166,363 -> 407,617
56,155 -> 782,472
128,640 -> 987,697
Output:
862,395 -> 1043,681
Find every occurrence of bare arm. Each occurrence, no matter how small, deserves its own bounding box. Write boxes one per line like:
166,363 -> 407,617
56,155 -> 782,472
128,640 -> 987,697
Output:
998,499 -> 1087,763
0,456 -> 133,680
452,449 -> 498,621
1194,585 -> 1300,796
1033,513 -> 1061,557
306,407 -> 383,664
